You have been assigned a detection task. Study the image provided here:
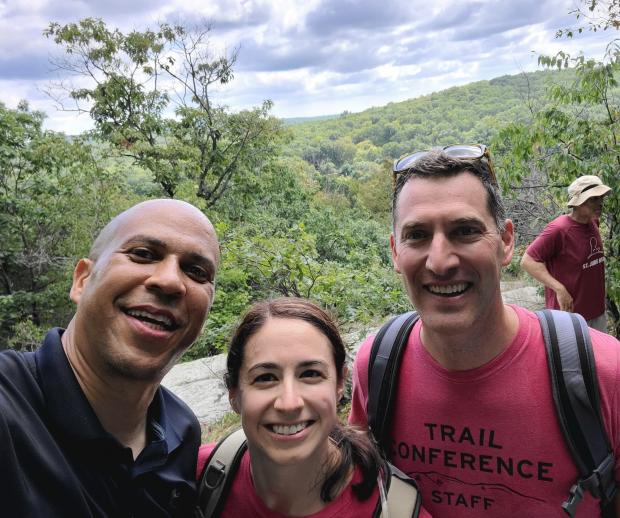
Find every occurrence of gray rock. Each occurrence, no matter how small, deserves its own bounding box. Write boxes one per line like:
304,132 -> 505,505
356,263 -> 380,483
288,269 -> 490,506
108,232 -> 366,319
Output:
161,353 -> 231,424
502,286 -> 544,311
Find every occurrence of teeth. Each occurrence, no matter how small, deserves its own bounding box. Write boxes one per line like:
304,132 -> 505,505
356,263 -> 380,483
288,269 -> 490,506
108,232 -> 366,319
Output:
428,283 -> 468,295
271,422 -> 309,436
139,320 -> 167,331
126,309 -> 173,328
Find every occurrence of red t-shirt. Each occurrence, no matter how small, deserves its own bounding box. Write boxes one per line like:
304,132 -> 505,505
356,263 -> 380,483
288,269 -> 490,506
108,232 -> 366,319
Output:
349,305 -> 620,517
525,214 -> 605,320
196,444 -> 432,517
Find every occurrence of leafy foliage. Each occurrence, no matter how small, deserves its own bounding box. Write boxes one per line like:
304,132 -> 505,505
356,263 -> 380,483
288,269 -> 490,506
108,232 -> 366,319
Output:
286,71 -> 570,175
0,101 -> 127,346
185,156 -> 409,358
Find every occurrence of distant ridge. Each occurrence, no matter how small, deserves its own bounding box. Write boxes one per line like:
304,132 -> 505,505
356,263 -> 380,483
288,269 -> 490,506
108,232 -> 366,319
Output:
287,69 -> 574,130
285,69 -> 584,163
282,114 -> 339,126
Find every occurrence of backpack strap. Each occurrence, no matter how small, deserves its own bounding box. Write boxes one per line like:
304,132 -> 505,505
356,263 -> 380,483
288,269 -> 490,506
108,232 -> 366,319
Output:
385,463 -> 421,518
367,311 -> 419,451
537,309 -> 617,517
372,461 -> 421,518
195,428 -> 247,518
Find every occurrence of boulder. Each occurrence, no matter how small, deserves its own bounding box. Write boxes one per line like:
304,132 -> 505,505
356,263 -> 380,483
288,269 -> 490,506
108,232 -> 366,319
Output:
161,353 -> 230,424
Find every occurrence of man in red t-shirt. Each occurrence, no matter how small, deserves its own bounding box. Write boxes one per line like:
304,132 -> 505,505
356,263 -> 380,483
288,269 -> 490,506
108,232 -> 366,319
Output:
349,148 -> 620,517
521,175 -> 612,331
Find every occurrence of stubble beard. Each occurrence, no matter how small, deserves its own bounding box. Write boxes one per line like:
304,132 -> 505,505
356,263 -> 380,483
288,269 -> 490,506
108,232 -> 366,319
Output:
102,345 -> 186,383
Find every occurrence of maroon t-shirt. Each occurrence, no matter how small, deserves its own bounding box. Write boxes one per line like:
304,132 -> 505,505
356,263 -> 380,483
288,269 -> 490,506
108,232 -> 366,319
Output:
526,214 -> 605,320
196,445 -> 434,517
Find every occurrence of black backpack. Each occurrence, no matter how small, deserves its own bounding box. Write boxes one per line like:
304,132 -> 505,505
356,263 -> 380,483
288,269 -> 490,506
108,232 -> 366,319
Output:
367,309 -> 617,518
195,428 -> 421,518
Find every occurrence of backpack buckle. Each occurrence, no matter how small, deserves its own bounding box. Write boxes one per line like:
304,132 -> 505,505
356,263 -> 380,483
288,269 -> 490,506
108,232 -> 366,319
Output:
561,483 -> 583,517
562,453 -> 617,517
204,460 -> 226,490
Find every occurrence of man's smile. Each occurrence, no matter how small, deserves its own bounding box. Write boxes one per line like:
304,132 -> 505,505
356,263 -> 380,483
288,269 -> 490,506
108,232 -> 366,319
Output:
425,282 -> 471,297
122,305 -> 180,331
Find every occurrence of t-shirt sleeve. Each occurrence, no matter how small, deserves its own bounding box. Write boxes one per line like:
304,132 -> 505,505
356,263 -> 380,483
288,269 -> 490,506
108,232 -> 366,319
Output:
348,334 -> 375,429
196,442 -> 217,480
525,220 -> 563,263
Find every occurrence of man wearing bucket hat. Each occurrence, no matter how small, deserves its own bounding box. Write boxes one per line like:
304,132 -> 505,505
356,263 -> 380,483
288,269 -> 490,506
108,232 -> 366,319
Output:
521,175 -> 612,331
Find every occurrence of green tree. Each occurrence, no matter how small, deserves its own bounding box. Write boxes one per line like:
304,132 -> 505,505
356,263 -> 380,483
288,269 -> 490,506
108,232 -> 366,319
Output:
494,0 -> 620,335
0,101 -> 126,349
45,18 -> 282,205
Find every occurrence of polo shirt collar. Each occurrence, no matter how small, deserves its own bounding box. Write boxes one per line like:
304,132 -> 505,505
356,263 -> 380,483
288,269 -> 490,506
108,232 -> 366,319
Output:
35,328 -> 183,461
37,328 -> 106,442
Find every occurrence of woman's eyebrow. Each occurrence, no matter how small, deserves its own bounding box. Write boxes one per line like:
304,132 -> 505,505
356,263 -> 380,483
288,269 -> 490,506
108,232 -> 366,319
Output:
247,360 -> 328,372
247,362 -> 279,373
298,360 -> 328,368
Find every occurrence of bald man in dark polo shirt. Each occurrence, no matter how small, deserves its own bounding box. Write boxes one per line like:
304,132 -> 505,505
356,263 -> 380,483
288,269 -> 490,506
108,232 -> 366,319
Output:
0,199 -> 220,517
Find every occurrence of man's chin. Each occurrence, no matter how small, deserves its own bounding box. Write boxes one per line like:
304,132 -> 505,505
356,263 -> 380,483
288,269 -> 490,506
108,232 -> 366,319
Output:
418,311 -> 474,334
103,351 -> 182,383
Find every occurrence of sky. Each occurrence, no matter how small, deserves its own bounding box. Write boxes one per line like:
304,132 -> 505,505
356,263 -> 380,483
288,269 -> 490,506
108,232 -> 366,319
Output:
0,0 -> 613,134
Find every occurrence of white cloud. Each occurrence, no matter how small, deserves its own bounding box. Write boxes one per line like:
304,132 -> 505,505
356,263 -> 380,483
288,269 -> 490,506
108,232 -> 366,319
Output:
0,0 -> 613,132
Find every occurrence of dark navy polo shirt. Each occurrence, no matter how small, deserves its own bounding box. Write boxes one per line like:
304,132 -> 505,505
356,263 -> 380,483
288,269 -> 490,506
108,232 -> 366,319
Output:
0,328 -> 201,517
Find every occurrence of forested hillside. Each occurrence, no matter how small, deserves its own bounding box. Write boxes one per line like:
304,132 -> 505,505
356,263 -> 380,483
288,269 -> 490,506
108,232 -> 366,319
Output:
2,11 -> 619,354
287,70 -> 568,173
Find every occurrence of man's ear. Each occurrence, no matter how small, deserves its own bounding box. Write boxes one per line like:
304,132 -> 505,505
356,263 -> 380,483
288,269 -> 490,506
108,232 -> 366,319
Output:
500,219 -> 515,267
69,259 -> 94,304
390,233 -> 401,274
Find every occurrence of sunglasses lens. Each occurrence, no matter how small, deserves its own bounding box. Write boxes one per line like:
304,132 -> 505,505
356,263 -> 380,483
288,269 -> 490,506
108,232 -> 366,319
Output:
443,144 -> 483,159
395,151 -> 427,172
393,145 -> 494,183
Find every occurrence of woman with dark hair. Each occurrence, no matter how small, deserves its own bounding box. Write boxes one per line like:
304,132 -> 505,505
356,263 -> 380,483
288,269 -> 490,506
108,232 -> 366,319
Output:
196,297 -> 430,517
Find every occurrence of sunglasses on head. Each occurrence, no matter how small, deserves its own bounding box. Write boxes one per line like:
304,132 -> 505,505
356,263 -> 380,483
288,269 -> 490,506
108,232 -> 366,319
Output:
392,144 -> 498,185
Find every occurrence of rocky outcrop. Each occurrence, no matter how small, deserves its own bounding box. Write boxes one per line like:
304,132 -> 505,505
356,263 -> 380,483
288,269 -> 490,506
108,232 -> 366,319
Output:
502,286 -> 542,311
161,353 -> 230,425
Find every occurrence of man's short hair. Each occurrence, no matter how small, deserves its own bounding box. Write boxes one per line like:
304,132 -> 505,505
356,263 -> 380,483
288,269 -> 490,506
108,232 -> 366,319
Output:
391,150 -> 507,232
